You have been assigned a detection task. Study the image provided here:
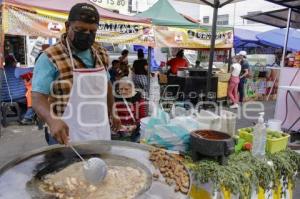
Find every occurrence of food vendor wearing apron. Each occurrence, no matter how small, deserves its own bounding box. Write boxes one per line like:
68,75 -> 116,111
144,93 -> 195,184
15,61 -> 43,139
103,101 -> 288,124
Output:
32,3 -> 121,145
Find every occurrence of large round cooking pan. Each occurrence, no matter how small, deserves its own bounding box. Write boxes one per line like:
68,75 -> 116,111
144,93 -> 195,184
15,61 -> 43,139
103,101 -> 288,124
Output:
0,140 -> 190,199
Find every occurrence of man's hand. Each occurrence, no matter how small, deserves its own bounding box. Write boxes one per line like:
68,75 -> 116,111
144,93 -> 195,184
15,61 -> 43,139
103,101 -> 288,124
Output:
49,119 -> 69,145
111,116 -> 121,132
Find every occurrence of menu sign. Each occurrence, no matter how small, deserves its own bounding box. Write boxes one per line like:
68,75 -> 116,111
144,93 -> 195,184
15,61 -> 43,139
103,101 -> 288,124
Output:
90,0 -> 129,13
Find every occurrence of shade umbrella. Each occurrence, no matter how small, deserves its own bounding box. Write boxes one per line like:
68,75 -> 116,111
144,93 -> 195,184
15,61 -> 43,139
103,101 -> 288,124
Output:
256,28 -> 300,51
242,8 -> 300,29
176,0 -> 245,7
265,0 -> 300,10
175,0 -> 245,99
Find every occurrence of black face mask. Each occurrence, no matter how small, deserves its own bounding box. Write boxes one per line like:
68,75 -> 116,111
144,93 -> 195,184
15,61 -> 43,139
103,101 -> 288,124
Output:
72,31 -> 96,51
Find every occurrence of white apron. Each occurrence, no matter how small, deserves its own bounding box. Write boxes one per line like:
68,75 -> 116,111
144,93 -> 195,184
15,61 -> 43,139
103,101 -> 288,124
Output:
62,40 -> 111,142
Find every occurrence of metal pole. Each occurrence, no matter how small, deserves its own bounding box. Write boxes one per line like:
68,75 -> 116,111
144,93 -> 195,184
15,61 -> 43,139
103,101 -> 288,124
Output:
267,8 -> 292,101
280,8 -> 292,68
0,5 -> 4,108
146,46 -> 152,115
147,46 -> 152,98
0,4 -> 4,69
228,49 -> 232,73
206,0 -> 219,100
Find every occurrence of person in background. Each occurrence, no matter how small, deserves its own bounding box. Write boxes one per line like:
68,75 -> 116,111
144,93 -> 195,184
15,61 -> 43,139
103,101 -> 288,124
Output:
20,44 -> 51,125
119,49 -> 129,66
118,49 -> 130,78
109,60 -> 121,84
237,51 -> 249,103
1,55 -> 27,115
195,60 -> 201,68
167,49 -> 188,75
228,55 -> 242,109
35,44 -> 50,63
20,72 -> 34,125
112,77 -> 147,142
132,49 -> 148,93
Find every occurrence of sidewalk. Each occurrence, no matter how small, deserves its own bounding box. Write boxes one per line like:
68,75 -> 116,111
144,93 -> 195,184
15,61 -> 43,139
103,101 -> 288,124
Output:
0,125 -> 45,166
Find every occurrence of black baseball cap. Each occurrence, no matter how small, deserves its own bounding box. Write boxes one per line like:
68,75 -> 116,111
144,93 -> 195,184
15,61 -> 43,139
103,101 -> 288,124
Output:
68,3 -> 100,24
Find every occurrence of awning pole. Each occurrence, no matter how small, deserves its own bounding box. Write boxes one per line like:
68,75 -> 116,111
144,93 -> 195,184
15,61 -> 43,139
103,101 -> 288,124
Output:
268,8 -> 292,102
147,46 -> 152,115
228,49 -> 232,73
206,0 -> 219,100
0,4 -> 4,69
280,8 -> 292,68
0,5 -> 5,104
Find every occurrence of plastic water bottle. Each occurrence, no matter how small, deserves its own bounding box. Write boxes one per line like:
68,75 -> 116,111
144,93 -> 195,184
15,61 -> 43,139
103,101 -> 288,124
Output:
252,112 -> 267,159
149,74 -> 160,105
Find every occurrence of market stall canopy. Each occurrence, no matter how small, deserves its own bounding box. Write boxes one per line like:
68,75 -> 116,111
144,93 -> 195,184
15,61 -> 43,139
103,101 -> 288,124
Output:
175,0 -> 245,8
256,28 -> 300,51
234,28 -> 260,48
181,14 -> 201,24
242,8 -> 300,29
265,0 -> 300,10
136,0 -> 198,27
2,0 -> 154,47
2,0 -> 150,23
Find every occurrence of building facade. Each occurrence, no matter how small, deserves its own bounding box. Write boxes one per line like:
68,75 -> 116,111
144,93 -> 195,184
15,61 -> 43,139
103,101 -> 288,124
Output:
198,0 -> 283,31
125,0 -> 201,21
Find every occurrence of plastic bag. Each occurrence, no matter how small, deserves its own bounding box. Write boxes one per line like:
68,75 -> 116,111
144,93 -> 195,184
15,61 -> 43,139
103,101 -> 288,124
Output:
170,116 -> 201,132
141,107 -> 169,140
144,107 -> 190,152
146,124 -> 190,152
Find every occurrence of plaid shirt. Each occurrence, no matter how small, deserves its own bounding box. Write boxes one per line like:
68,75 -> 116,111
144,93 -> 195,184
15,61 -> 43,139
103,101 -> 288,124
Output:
44,34 -> 109,117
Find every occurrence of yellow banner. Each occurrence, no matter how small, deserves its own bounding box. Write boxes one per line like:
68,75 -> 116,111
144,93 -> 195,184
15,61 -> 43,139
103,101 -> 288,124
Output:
2,4 -> 232,49
97,19 -> 155,46
154,26 -> 233,49
3,4 -> 154,46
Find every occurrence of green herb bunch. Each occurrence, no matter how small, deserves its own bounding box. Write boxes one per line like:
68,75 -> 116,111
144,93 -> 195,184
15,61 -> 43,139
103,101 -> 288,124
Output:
186,149 -> 300,198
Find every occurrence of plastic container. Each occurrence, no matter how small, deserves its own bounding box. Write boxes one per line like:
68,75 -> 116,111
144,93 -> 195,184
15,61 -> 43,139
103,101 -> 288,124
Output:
216,72 -> 231,82
238,128 -> 290,154
266,133 -> 290,154
267,119 -> 282,131
238,129 -> 253,142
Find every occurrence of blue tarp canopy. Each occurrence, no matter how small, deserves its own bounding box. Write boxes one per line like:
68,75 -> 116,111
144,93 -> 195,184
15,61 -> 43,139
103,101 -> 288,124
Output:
256,28 -> 300,51
234,28 -> 261,48
234,28 -> 279,50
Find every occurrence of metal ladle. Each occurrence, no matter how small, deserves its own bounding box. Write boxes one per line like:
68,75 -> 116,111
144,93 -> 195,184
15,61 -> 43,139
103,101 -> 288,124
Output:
69,145 -> 108,184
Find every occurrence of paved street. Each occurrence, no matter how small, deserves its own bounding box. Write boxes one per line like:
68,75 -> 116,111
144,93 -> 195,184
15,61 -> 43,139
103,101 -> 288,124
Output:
0,125 -> 46,166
